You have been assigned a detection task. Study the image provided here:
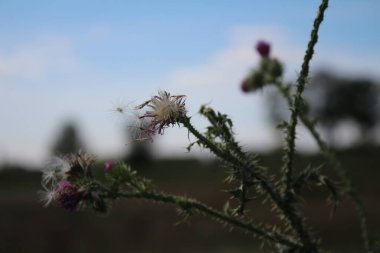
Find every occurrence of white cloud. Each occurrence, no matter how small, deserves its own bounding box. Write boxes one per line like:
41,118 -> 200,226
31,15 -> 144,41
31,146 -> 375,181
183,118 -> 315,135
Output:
165,26 -> 305,118
159,25 -> 380,154
0,36 -> 79,81
159,26 -> 303,154
2,24 -> 379,166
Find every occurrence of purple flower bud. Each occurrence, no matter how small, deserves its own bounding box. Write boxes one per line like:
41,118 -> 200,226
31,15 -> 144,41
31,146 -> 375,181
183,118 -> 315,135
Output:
256,41 -> 271,58
56,180 -> 83,212
105,161 -> 114,173
241,77 -> 250,93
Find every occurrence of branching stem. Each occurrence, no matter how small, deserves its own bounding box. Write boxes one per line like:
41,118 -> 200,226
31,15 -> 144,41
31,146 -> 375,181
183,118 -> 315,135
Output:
282,0 -> 329,200
275,81 -> 373,253
182,116 -> 319,252
112,190 -> 301,249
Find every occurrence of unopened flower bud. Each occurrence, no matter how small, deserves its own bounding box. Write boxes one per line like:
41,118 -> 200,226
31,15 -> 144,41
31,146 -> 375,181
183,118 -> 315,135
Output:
251,71 -> 264,90
240,71 -> 265,93
256,41 -> 271,58
105,161 -> 114,173
268,58 -> 283,79
241,77 -> 251,93
259,57 -> 272,73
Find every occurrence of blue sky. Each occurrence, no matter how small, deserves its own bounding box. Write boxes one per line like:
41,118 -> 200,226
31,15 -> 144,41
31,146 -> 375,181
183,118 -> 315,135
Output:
1,1 -> 379,166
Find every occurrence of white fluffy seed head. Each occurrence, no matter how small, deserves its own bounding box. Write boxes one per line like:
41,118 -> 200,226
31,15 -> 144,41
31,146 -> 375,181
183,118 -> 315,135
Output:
43,157 -> 70,184
38,187 -> 57,207
133,90 -> 187,139
146,90 -> 186,121
151,92 -> 186,121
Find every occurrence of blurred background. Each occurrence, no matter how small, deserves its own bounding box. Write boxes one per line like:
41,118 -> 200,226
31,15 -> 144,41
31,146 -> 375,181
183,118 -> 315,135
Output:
1,0 -> 379,252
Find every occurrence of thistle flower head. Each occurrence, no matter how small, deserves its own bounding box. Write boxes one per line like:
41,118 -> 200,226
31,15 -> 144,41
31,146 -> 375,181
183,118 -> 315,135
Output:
256,40 -> 271,58
39,151 -> 102,212
105,161 -> 114,173
65,150 -> 96,180
55,180 -> 84,212
134,90 -> 186,139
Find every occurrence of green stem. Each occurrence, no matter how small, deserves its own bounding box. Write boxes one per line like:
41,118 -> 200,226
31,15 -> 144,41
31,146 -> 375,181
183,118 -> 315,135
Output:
275,82 -> 372,253
181,116 -> 238,165
282,0 -> 329,200
199,105 -> 245,159
277,1 -> 329,251
114,190 -> 301,249
182,116 -> 320,252
181,116 -> 283,205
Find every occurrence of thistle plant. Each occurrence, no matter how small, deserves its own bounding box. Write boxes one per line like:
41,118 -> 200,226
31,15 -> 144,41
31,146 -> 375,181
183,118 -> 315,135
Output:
39,0 -> 379,252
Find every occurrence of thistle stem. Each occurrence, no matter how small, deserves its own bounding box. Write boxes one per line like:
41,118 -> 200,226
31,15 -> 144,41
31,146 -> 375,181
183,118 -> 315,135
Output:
275,0 -> 329,251
114,190 -> 301,249
282,0 -> 329,200
181,116 -> 282,205
182,116 -> 319,252
275,81 -> 373,253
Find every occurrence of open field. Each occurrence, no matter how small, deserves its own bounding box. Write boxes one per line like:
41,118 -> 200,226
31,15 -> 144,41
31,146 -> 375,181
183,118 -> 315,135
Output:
1,147 -> 379,253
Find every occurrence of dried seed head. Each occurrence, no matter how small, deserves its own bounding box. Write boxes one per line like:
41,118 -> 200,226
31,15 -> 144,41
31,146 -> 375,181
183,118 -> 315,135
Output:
43,157 -> 70,184
38,187 -> 57,207
65,151 -> 96,180
134,90 -> 187,140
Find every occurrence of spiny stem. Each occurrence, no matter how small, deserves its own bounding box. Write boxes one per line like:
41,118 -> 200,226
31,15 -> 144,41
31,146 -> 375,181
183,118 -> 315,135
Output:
282,0 -> 328,200
199,105 -> 245,159
181,116 -> 237,165
181,116 -> 282,205
182,116 -> 319,251
278,0 -> 329,251
113,190 -> 301,249
275,81 -> 373,253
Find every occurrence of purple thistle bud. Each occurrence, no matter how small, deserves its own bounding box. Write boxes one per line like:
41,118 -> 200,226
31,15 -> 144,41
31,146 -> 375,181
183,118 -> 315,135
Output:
256,41 -> 271,58
55,180 -> 83,212
240,71 -> 264,93
105,161 -> 114,173
240,77 -> 250,93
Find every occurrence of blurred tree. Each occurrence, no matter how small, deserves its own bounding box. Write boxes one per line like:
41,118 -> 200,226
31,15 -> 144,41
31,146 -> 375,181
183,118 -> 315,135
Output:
123,124 -> 153,168
51,122 -> 84,155
307,72 -> 379,146
267,72 -> 380,148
